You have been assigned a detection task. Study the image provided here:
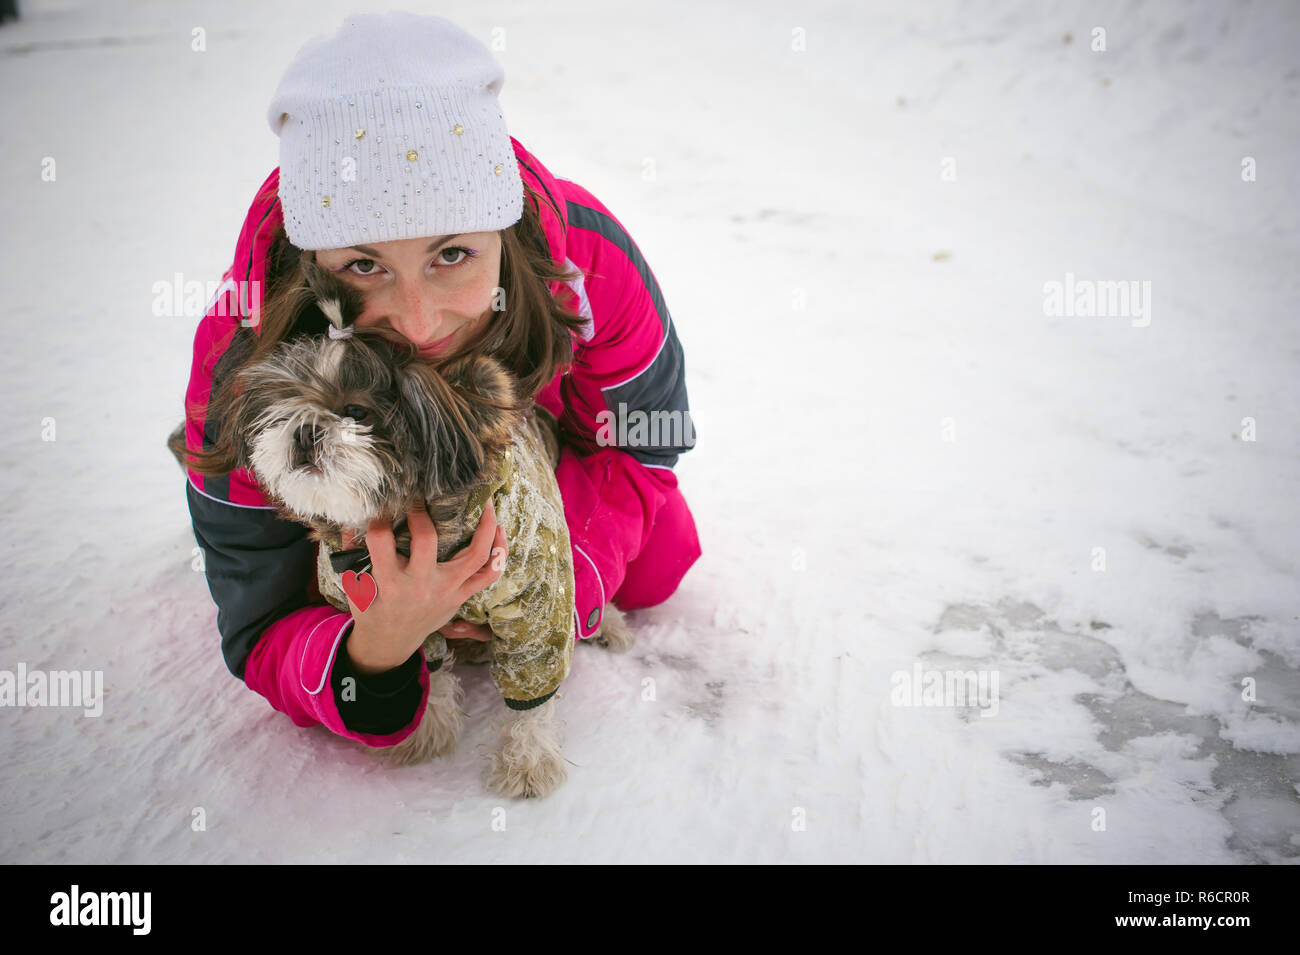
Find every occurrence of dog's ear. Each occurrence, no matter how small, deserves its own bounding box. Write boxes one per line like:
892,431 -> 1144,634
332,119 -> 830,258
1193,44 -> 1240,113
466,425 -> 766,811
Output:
396,355 -> 521,497
446,353 -> 516,406
446,354 -> 522,458
301,251 -> 365,333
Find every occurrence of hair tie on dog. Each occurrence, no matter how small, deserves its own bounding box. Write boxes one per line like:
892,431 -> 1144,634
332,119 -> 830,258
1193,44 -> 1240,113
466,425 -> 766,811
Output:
328,323 -> 354,340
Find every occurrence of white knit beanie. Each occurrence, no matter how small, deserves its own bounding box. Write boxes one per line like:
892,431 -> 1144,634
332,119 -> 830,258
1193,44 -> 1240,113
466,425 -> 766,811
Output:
267,12 -> 525,251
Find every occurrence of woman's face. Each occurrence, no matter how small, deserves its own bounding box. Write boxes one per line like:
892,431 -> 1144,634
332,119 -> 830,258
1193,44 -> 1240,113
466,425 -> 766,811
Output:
313,232 -> 502,358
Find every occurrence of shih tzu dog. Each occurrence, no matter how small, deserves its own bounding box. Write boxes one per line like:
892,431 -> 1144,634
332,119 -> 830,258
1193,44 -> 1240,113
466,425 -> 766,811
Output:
170,252 -> 633,798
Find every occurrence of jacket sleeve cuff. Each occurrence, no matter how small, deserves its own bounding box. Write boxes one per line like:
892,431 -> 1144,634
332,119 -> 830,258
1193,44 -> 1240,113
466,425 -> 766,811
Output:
330,623 -> 426,736
503,687 -> 558,711
243,605 -> 430,748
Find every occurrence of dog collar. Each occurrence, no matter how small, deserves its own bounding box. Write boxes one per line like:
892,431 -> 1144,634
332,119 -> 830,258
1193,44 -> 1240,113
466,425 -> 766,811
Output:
328,546 -> 372,576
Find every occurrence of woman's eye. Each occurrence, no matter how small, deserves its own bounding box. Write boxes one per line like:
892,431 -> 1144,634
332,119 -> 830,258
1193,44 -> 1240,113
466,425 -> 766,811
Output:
437,246 -> 475,266
345,258 -> 381,275
342,404 -> 368,422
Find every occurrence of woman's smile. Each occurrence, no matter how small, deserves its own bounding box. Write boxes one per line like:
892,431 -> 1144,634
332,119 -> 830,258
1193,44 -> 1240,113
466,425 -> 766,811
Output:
416,328 -> 458,357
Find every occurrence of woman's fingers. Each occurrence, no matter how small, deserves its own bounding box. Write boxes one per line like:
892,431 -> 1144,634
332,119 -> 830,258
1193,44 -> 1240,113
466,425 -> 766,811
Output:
490,525 -> 507,573
357,498 -> 501,611
439,619 -> 492,642
364,517 -> 397,579
405,498 -> 437,570
458,525 -> 508,602
453,498 -> 497,580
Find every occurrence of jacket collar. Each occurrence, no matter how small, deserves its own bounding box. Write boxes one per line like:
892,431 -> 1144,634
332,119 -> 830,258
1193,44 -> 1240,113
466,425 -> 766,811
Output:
509,135 -> 569,284
232,137 -> 568,336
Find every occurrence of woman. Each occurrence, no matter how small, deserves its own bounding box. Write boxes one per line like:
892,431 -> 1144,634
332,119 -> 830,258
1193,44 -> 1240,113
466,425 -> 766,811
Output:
178,12 -> 701,748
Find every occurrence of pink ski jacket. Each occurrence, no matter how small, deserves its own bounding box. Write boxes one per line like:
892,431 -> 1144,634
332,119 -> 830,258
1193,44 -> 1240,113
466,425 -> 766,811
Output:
182,136 -> 695,747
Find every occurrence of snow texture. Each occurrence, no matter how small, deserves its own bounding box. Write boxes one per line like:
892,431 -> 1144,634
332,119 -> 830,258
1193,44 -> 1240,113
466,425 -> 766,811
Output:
1,0 -> 1297,863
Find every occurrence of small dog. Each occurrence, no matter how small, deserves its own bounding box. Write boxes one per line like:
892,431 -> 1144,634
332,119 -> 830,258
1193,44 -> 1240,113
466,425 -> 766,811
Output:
171,252 -> 634,797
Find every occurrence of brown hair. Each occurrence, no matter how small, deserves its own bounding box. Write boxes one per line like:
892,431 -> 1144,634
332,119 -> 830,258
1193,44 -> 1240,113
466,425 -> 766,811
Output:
183,180 -> 588,477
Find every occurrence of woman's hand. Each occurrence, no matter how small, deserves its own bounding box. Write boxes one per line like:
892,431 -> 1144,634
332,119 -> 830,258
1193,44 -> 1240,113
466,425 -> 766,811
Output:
438,618 -> 494,643
343,498 -> 507,676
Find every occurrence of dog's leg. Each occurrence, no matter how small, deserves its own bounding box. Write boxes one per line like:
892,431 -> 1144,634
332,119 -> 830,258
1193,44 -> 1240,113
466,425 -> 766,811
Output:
446,635 -> 492,666
483,698 -> 568,799
590,603 -> 636,653
382,638 -> 465,765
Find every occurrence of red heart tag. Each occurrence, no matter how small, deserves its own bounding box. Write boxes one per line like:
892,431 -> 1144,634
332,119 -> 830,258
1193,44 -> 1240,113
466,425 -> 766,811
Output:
340,570 -> 378,613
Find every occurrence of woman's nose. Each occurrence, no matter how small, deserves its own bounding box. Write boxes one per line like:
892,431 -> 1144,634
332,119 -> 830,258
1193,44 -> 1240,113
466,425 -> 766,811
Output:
382,275 -> 442,343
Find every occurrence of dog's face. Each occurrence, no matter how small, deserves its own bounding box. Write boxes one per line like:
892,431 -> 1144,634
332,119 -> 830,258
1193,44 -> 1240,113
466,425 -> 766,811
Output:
224,262 -> 519,531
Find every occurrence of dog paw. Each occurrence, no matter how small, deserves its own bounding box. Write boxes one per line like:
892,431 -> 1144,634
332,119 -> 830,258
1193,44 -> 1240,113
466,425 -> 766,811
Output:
591,603 -> 636,653
382,666 -> 465,765
483,699 -> 568,798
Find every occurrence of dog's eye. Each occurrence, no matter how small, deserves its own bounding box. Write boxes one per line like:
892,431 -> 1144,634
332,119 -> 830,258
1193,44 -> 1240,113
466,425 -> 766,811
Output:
342,404 -> 369,422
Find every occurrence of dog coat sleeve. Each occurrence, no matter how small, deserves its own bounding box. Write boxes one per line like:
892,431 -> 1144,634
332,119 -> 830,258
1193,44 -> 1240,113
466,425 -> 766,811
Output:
454,420 -> 577,709
483,572 -> 575,710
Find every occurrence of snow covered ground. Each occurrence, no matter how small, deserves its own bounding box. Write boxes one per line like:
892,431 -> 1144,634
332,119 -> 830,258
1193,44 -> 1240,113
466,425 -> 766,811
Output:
1,0 -> 1297,863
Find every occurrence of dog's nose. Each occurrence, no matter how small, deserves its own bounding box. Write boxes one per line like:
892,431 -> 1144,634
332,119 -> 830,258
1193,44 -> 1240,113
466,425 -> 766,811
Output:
294,423 -> 322,461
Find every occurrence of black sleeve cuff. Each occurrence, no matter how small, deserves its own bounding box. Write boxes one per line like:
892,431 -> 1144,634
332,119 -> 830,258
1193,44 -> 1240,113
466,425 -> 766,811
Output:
330,625 -> 426,735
